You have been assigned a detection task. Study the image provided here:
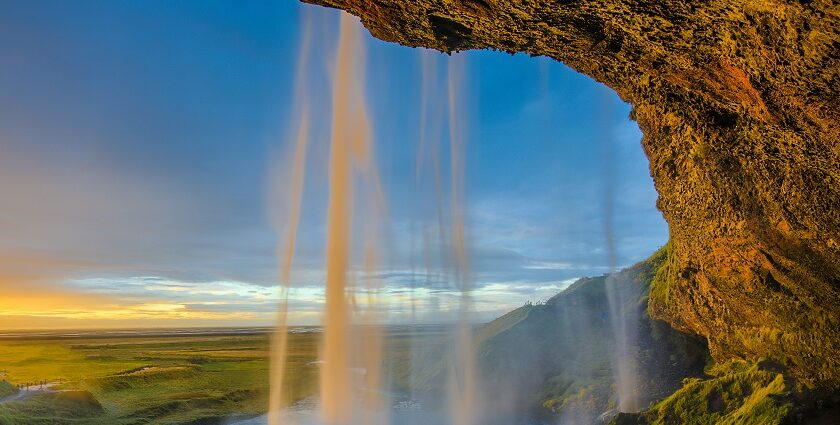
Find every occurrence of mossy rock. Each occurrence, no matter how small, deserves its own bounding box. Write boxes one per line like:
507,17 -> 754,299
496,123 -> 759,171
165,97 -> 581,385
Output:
611,360 -> 791,425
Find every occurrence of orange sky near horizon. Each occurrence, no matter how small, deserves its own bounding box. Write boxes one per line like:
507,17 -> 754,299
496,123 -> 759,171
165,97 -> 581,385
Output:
0,282 -> 270,330
0,254 -> 276,330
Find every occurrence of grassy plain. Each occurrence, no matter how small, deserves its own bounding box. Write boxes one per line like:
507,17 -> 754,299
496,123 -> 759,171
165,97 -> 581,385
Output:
0,327 -> 447,424
0,330 -> 316,424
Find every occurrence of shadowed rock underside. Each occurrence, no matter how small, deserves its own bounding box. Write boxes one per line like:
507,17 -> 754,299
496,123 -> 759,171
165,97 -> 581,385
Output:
302,0 -> 840,390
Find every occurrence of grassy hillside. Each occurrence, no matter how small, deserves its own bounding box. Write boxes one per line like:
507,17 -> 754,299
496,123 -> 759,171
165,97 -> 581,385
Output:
412,245 -> 831,424
463,247 -> 710,422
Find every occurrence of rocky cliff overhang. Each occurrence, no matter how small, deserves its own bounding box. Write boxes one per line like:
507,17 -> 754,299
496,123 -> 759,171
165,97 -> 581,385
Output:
302,0 -> 840,390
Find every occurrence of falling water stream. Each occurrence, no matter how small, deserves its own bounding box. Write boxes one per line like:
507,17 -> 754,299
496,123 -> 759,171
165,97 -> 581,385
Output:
444,53 -> 478,425
268,11 -> 312,425
599,92 -> 641,414
268,11 -> 476,425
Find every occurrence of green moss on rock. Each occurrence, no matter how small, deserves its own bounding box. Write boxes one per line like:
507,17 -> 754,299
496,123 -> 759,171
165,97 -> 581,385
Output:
613,360 -> 791,425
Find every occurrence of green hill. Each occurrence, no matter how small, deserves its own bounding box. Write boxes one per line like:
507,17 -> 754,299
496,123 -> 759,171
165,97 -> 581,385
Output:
469,247 -> 709,422
453,245 -> 805,424
409,247 -> 711,423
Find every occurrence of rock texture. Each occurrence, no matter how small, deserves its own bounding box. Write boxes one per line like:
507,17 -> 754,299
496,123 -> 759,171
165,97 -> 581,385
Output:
303,0 -> 840,389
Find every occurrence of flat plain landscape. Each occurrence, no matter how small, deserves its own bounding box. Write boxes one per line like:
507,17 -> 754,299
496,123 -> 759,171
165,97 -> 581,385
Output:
0,327 -> 445,424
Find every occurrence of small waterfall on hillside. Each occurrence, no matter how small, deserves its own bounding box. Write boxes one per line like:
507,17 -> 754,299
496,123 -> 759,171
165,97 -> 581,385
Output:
605,274 -> 641,413
599,94 -> 641,414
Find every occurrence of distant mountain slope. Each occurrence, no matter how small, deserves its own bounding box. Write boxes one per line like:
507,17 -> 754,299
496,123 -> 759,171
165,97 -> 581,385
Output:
449,248 -> 709,423
411,246 -> 817,424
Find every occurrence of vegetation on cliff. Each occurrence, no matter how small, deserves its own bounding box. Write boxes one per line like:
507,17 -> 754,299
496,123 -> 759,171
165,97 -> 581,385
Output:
644,360 -> 789,425
613,360 -> 791,425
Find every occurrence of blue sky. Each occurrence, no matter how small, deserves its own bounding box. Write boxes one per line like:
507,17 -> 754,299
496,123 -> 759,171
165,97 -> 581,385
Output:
0,1 -> 667,328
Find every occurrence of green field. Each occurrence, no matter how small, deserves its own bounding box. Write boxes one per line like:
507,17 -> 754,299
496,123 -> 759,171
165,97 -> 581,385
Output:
0,328 -> 447,425
0,332 -> 279,424
0,327 -> 450,424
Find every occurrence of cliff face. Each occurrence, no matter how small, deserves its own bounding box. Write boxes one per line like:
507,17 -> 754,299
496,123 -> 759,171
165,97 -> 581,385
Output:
303,0 -> 840,389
